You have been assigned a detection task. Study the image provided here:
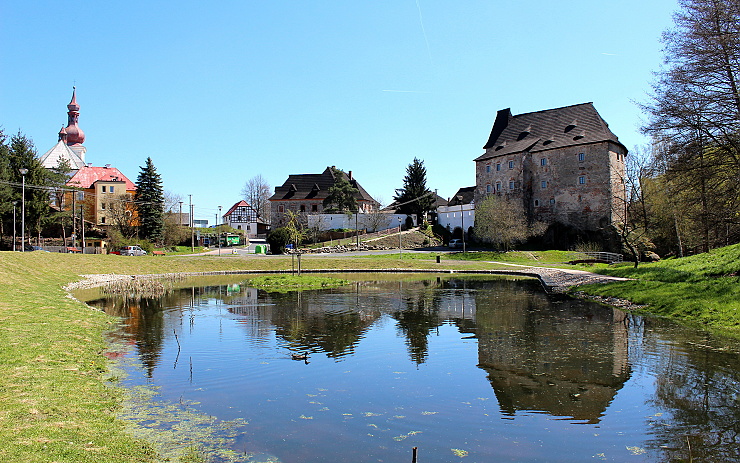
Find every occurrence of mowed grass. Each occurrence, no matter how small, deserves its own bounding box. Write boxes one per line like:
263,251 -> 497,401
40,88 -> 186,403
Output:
0,251 -> 499,462
581,243 -> 740,334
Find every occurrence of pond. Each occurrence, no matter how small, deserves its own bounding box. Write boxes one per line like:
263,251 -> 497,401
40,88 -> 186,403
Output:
83,274 -> 740,462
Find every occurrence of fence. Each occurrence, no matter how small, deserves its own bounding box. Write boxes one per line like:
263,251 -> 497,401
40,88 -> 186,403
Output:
575,252 -> 624,263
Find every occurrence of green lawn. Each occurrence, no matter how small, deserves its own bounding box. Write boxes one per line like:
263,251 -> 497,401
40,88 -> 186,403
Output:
580,243 -> 740,335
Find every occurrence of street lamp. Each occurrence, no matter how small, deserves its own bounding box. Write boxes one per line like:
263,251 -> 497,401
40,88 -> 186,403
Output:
218,205 -> 222,256
457,195 -> 466,253
398,216 -> 402,260
12,201 -> 18,252
19,168 -> 28,252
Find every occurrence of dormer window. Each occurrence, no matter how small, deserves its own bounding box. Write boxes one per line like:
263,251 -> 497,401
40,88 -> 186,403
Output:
573,130 -> 586,140
495,141 -> 507,151
565,119 -> 578,132
517,125 -> 532,140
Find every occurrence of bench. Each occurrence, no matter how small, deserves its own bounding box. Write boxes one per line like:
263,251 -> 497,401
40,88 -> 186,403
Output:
65,247 -> 82,253
152,251 -> 166,256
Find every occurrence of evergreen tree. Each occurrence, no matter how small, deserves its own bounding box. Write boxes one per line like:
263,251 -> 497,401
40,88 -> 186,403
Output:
7,132 -> 48,244
323,167 -> 359,213
393,158 -> 434,224
135,157 -> 165,243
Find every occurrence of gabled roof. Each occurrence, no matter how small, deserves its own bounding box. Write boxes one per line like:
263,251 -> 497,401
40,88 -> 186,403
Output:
66,165 -> 136,190
448,186 -> 476,206
269,167 -> 376,203
475,103 -> 626,162
223,200 -> 257,217
39,140 -> 86,170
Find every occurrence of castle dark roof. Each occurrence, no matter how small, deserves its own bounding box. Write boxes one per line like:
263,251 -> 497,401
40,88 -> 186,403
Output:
475,103 -> 626,162
269,167 -> 376,203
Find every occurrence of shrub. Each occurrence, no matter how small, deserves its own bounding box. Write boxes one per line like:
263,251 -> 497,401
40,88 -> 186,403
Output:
267,227 -> 291,254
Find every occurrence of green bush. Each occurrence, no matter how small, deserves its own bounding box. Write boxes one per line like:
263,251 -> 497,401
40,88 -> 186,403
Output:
267,227 -> 291,254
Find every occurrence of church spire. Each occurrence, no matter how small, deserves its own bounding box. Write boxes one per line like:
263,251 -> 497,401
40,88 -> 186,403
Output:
65,86 -> 85,145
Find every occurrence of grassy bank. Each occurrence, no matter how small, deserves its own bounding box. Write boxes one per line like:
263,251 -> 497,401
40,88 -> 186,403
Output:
0,251 -> 501,462
581,243 -> 740,334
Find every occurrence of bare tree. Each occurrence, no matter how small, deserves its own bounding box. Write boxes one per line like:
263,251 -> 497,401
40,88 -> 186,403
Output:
473,195 -> 545,251
641,0 -> 740,251
241,175 -> 271,222
107,194 -> 137,239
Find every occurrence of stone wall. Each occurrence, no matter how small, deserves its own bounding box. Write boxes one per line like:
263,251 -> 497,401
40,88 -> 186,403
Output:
475,141 -> 626,234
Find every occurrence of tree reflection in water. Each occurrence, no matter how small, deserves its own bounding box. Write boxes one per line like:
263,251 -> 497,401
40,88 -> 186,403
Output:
85,275 -> 740,462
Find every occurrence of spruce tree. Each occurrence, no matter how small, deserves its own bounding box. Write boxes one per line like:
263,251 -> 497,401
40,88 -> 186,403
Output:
393,158 -> 435,224
135,157 -> 165,243
323,167 -> 359,213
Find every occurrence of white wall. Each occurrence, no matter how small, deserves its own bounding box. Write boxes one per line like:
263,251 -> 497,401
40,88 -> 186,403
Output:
437,204 -> 475,232
308,213 -> 416,231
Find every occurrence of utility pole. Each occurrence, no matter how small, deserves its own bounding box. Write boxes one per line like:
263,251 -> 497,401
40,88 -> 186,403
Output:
80,204 -> 86,253
189,194 -> 194,252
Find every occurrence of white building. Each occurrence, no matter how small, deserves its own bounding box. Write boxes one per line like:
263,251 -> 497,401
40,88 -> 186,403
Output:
437,187 -> 475,237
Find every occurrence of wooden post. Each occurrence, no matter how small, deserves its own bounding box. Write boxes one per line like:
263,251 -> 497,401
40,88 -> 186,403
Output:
412,447 -> 418,463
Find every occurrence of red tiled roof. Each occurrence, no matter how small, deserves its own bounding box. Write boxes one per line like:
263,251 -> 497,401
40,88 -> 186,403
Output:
224,200 -> 254,216
67,165 -> 136,190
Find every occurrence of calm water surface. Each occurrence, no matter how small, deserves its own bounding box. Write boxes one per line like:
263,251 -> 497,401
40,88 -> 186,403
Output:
86,275 -> 740,462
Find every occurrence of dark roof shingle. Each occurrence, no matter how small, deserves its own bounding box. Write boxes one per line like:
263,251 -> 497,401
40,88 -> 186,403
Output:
476,103 -> 626,162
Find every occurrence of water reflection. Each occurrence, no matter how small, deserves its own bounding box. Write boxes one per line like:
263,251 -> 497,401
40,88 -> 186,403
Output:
86,275 -> 740,462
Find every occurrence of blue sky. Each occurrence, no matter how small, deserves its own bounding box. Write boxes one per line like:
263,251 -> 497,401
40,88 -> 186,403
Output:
1,1 -> 678,223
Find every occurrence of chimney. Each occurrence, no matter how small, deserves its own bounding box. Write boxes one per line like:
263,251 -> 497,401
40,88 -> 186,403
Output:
348,171 -> 353,181
104,164 -> 110,168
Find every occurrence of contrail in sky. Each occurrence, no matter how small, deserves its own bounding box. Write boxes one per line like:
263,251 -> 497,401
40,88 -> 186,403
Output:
416,0 -> 433,64
382,90 -> 432,93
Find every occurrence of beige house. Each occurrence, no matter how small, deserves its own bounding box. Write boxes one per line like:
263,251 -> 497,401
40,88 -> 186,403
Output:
475,103 -> 627,248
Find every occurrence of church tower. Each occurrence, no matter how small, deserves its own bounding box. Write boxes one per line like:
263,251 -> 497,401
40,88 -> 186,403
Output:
64,87 -> 86,160
39,87 -> 87,171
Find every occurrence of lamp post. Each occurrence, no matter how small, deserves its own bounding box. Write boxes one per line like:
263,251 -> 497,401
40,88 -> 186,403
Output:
12,201 -> 18,252
457,195 -> 466,253
19,168 -> 28,252
398,216 -> 402,260
218,205 -> 222,256
179,201 -> 183,227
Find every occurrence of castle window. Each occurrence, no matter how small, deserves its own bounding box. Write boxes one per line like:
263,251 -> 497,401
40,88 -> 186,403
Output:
495,182 -> 501,191
101,202 -> 106,210
312,204 -> 318,212
496,163 -> 501,171
541,181 -> 547,189
101,217 -> 106,224
509,181 -> 515,190
300,204 -> 306,212
508,160 -> 514,169
110,186 -> 115,193
540,158 -> 547,166
101,186 -> 106,193
534,199 -> 540,207
578,152 -> 585,162
486,184 -> 492,193
278,205 -> 285,213
486,165 -> 491,173
579,176 -> 586,184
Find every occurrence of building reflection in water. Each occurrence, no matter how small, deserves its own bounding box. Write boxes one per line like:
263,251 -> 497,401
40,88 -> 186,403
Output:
91,276 -> 630,422
470,279 -> 630,424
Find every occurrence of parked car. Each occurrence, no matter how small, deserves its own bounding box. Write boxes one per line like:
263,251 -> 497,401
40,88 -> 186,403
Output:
448,239 -> 462,249
119,245 -> 147,256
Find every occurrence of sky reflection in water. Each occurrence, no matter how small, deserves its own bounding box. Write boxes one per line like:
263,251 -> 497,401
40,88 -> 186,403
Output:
87,275 -> 740,463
